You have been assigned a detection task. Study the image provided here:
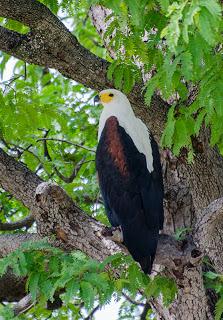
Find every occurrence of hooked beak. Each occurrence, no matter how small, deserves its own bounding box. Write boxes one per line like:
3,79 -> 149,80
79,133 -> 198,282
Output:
94,94 -> 100,105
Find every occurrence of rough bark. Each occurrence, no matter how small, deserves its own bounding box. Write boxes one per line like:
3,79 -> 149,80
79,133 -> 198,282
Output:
0,1 -> 223,319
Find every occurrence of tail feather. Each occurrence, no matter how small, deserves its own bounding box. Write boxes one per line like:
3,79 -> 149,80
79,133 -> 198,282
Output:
138,255 -> 155,274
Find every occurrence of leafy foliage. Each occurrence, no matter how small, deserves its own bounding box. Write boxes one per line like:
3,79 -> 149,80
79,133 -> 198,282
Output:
0,240 -> 177,319
204,271 -> 223,320
75,0 -> 223,157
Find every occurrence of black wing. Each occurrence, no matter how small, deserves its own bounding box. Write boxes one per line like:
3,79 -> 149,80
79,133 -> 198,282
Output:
96,116 -> 163,273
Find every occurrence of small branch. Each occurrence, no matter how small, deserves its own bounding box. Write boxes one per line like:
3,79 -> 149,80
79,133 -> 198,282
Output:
53,157 -> 87,183
36,138 -> 96,153
38,132 -> 91,183
84,305 -> 100,320
140,302 -> 151,320
0,214 -> 34,231
122,292 -> 145,306
4,141 -> 52,178
13,294 -> 35,316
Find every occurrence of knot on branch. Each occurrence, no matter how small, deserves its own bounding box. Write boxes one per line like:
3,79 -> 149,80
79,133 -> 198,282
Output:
35,182 -> 71,206
34,182 -> 78,239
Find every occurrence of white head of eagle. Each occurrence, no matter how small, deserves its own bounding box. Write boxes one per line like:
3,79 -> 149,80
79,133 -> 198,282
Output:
95,89 -> 164,274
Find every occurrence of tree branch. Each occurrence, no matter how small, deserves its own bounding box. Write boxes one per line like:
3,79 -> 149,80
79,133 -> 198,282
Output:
36,138 -> 96,153
0,148 -> 42,209
140,302 -> 151,320
0,26 -> 23,53
0,234 -> 41,258
0,214 -> 34,231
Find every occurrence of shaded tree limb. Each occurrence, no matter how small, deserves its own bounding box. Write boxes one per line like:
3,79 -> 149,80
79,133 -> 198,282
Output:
0,214 -> 34,231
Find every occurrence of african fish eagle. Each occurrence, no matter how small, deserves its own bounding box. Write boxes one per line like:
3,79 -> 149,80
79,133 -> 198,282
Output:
94,89 -> 164,274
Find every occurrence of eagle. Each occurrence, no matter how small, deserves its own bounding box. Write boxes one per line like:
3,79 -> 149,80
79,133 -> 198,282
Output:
94,89 -> 164,274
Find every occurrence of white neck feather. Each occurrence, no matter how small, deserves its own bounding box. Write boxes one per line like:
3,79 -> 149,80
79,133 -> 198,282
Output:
98,101 -> 154,172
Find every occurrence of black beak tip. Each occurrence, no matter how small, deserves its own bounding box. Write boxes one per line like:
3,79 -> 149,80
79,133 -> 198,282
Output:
94,95 -> 100,104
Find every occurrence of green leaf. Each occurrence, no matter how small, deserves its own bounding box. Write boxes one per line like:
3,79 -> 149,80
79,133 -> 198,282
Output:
197,8 -> 217,45
182,3 -> 201,43
172,118 -> 190,155
27,272 -> 40,301
161,105 -> 176,148
64,280 -> 79,304
157,0 -> 169,12
144,75 -> 159,106
0,257 -> 11,277
113,64 -> 124,89
215,297 -> 223,320
200,0 -> 221,17
180,51 -> 193,81
80,281 -> 95,310
205,271 -> 219,280
194,108 -> 206,135
107,61 -> 118,82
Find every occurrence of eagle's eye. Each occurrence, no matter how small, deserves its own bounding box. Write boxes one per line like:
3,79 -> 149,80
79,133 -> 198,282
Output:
109,93 -> 114,97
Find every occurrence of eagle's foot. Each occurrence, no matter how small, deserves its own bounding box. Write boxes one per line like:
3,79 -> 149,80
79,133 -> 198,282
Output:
101,226 -> 123,243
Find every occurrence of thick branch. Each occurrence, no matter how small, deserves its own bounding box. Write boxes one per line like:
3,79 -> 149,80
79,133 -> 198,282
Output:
0,148 -> 42,209
0,0 -> 110,91
0,26 -> 23,53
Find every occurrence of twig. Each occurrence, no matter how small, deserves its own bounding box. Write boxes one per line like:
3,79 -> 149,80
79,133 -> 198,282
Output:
140,302 -> 151,320
0,214 -> 34,231
84,305 -> 100,320
38,132 -> 93,183
36,137 -> 96,153
53,156 -> 87,183
5,141 -> 52,178
13,294 -> 35,316
122,292 -> 145,306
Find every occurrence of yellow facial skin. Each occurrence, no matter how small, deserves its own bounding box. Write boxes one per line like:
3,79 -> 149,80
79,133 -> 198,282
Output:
100,92 -> 113,103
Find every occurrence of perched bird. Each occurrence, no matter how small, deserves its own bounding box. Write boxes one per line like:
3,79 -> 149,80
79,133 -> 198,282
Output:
95,89 -> 164,274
